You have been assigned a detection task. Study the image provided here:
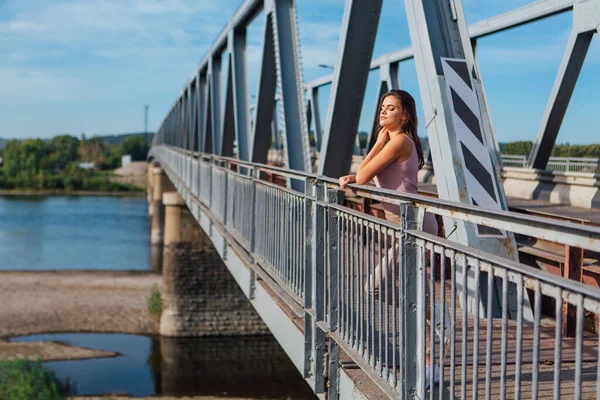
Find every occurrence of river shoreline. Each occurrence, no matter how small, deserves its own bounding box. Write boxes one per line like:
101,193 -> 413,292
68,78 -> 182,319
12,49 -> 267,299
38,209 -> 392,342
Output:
0,270 -> 161,361
0,190 -> 144,197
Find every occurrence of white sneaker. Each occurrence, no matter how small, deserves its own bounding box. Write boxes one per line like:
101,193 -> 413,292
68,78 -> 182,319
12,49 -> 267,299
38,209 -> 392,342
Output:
425,363 -> 440,390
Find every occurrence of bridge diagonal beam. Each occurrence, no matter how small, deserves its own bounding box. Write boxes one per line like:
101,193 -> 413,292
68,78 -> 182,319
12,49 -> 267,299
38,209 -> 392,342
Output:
250,13 -> 277,163
528,30 -> 593,169
190,81 -> 198,151
366,62 -> 400,152
197,71 -> 207,152
306,88 -> 323,150
189,80 -> 195,151
269,0 -> 311,177
221,54 -> 236,157
209,55 -> 223,154
203,76 -> 214,154
230,29 -> 251,161
317,0 -> 384,178
179,97 -> 185,149
528,0 -> 598,169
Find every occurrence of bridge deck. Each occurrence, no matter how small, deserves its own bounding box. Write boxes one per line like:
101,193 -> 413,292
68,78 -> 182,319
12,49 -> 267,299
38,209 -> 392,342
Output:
338,279 -> 599,399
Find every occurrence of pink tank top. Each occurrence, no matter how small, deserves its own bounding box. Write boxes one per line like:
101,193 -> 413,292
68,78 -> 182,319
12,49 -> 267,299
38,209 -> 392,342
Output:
374,137 -> 438,235
374,137 -> 419,207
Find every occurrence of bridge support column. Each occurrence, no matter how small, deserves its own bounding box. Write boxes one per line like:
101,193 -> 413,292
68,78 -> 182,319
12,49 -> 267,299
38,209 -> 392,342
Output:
159,191 -> 267,337
151,167 -> 175,245
147,163 -> 155,216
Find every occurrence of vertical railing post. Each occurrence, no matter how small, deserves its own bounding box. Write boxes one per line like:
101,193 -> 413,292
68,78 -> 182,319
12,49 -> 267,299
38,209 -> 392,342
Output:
208,156 -> 213,210
402,203 -> 426,399
303,179 -> 315,382
326,184 -> 340,399
304,178 -> 326,393
250,165 -> 259,253
222,160 -> 229,225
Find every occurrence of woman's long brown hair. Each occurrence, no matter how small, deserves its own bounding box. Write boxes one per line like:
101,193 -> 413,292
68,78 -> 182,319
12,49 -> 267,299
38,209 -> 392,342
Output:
378,89 -> 425,169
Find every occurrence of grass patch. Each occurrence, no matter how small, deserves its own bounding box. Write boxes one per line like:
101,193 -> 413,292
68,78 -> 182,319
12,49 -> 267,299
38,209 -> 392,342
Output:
147,283 -> 162,321
0,357 -> 76,399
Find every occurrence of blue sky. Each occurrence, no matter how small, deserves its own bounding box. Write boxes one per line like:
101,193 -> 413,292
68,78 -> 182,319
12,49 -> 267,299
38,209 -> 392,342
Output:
0,0 -> 597,145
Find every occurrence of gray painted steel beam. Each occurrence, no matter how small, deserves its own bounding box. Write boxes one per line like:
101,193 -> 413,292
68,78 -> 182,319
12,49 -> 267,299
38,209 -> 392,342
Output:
186,0 -> 262,86
203,74 -> 214,153
250,13 -> 277,163
529,0 -> 597,169
209,56 -> 222,154
270,0 -> 311,175
404,0 -> 529,323
272,103 -> 281,150
307,88 -> 323,149
230,29 -> 251,161
317,0 -> 383,178
197,72 -> 207,152
305,0 -> 573,90
366,62 -> 400,152
221,55 -> 236,157
190,81 -> 198,151
186,87 -> 193,150
179,98 -> 185,149
469,0 -> 573,38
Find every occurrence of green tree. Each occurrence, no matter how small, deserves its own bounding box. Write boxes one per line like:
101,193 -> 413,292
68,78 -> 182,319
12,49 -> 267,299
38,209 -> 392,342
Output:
501,141 -> 533,156
46,135 -> 80,171
119,135 -> 150,161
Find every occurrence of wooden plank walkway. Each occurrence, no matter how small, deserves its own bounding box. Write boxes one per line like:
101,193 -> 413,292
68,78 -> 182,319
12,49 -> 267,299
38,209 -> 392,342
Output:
337,275 -> 599,399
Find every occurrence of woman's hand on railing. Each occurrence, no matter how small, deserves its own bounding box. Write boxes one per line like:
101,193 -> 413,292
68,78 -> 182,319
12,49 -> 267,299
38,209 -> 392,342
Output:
338,174 -> 356,189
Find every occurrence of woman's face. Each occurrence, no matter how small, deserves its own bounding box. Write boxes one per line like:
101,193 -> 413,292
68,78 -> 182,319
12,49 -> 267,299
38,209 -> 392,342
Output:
379,95 -> 404,130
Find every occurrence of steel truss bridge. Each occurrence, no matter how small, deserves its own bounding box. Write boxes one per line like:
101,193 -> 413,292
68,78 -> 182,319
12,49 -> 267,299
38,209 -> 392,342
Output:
149,0 -> 600,398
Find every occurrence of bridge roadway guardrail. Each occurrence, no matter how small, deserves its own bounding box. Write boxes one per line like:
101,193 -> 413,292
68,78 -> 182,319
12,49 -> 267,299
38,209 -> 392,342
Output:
502,155 -> 600,174
150,144 -> 600,400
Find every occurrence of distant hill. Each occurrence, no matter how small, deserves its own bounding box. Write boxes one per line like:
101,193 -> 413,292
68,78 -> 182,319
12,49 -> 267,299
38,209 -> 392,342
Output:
0,132 -> 154,152
96,132 -> 154,145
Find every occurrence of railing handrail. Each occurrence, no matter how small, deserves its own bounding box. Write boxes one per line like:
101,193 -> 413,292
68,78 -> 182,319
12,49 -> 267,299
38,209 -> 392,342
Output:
159,145 -> 600,252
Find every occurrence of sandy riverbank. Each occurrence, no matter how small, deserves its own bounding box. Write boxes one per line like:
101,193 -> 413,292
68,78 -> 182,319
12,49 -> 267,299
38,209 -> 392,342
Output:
0,270 -> 241,400
0,270 -> 161,361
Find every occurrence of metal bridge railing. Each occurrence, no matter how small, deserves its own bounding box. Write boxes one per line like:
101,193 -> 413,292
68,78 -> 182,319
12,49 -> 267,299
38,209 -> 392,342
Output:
150,145 -> 600,399
501,154 -> 600,174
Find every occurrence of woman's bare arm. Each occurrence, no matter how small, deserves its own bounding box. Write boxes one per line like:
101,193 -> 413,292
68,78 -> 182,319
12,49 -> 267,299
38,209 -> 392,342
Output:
358,129 -> 387,171
355,134 -> 412,185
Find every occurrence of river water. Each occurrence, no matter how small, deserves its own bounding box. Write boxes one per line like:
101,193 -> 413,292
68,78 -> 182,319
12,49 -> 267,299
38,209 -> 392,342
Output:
11,333 -> 315,398
1,195 -> 315,398
0,195 -> 151,271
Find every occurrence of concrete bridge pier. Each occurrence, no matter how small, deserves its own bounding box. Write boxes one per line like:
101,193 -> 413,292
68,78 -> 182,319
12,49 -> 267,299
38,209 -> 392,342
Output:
151,167 -> 175,246
159,191 -> 267,337
147,163 -> 155,217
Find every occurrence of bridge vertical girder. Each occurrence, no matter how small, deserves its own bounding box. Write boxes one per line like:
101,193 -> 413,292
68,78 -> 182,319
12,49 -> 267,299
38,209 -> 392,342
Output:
250,13 -> 277,163
203,72 -> 214,154
366,62 -> 400,152
317,0 -> 383,178
230,29 -> 251,161
197,71 -> 207,153
209,55 -> 222,155
306,87 -> 323,151
269,0 -> 311,176
221,55 -> 236,157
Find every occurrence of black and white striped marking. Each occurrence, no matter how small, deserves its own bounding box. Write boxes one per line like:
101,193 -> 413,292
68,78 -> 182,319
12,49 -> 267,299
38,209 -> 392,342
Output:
442,58 -> 504,238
